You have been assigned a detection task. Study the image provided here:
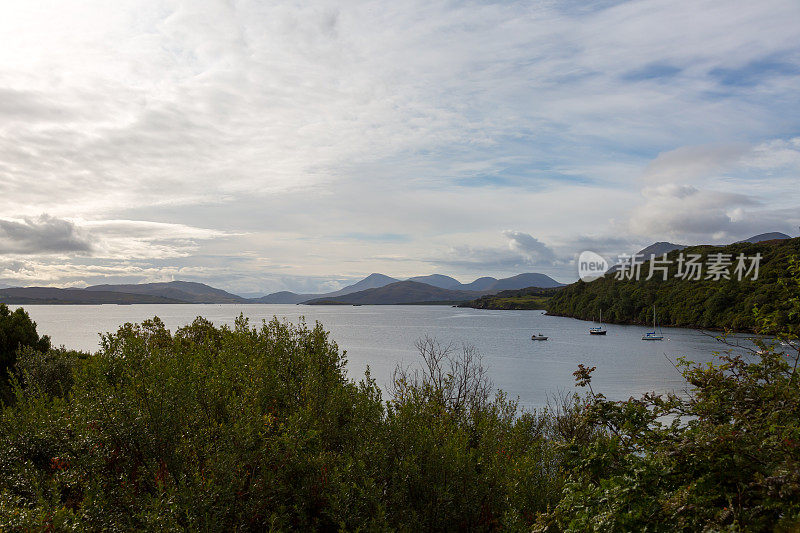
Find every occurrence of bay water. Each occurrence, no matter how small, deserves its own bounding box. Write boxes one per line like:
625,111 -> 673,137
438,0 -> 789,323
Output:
13,304 -> 758,411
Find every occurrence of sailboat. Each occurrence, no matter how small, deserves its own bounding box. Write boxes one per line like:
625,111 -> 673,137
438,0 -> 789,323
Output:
642,305 -> 664,341
589,308 -> 607,335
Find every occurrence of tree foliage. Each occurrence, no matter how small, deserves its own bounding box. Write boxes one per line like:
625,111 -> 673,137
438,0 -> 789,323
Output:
0,303 -> 51,389
0,315 -> 570,530
461,287 -> 560,310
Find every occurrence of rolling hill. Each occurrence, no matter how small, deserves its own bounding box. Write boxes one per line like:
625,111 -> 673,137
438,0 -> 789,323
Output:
406,274 -> 462,289
84,281 -> 247,303
738,232 -> 791,243
252,273 -> 400,304
459,277 -> 499,291
459,286 -> 562,310
487,273 -> 563,290
637,241 -> 686,257
0,287 -> 185,305
250,292 -> 312,304
304,280 -> 487,305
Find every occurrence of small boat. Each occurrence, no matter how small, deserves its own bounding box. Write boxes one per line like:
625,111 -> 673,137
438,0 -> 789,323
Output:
642,305 -> 664,341
589,308 -> 607,335
531,333 -> 548,341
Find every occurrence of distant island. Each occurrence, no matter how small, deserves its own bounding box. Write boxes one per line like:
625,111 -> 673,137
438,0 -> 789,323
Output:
457,286 -> 561,310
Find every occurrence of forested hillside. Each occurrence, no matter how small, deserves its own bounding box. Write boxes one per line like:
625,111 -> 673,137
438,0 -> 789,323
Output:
547,237 -> 800,332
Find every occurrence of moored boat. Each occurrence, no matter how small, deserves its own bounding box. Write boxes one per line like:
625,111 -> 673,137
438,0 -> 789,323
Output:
642,305 -> 664,341
589,308 -> 607,335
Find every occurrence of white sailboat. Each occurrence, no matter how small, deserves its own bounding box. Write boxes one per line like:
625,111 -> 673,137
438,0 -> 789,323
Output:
589,308 -> 607,335
642,305 -> 664,341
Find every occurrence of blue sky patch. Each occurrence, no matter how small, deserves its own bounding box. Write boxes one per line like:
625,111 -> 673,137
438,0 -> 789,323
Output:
622,63 -> 682,81
710,57 -> 800,87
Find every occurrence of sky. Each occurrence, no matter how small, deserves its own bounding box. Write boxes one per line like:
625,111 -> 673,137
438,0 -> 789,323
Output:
0,0 -> 799,295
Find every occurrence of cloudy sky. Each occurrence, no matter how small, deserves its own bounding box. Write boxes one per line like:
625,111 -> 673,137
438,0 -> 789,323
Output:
1,0 -> 799,294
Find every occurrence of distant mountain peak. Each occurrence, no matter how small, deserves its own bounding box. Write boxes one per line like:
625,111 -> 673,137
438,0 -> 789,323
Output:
637,242 -> 686,257
304,280 -> 482,305
406,274 -> 462,289
459,276 -> 498,291
738,232 -> 791,244
487,273 -> 563,290
362,273 -> 396,281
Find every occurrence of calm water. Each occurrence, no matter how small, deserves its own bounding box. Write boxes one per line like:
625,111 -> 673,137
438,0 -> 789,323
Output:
12,304 -> 759,410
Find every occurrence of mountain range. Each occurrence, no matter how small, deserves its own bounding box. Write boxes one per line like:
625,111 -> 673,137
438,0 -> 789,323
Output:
252,272 -> 563,304
0,272 -> 563,306
0,232 -> 791,306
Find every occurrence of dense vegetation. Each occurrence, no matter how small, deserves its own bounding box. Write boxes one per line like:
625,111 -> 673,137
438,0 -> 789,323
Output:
0,304 -> 51,402
0,316 -> 571,530
460,287 -> 561,310
548,237 -> 800,332
1,258 -> 799,530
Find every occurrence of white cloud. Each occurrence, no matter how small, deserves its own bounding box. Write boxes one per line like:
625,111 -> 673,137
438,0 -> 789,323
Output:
81,219 -> 228,259
0,0 -> 798,289
628,184 -> 755,239
502,231 -> 558,266
626,137 -> 800,244
641,144 -> 751,184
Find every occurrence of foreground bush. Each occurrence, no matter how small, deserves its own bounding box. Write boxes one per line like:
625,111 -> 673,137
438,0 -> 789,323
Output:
0,303 -> 51,401
0,316 -> 566,531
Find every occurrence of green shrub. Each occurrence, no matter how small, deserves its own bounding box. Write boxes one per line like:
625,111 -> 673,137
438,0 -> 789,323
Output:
12,347 -> 86,400
0,303 -> 51,382
0,315 -> 572,530
385,337 -> 567,530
